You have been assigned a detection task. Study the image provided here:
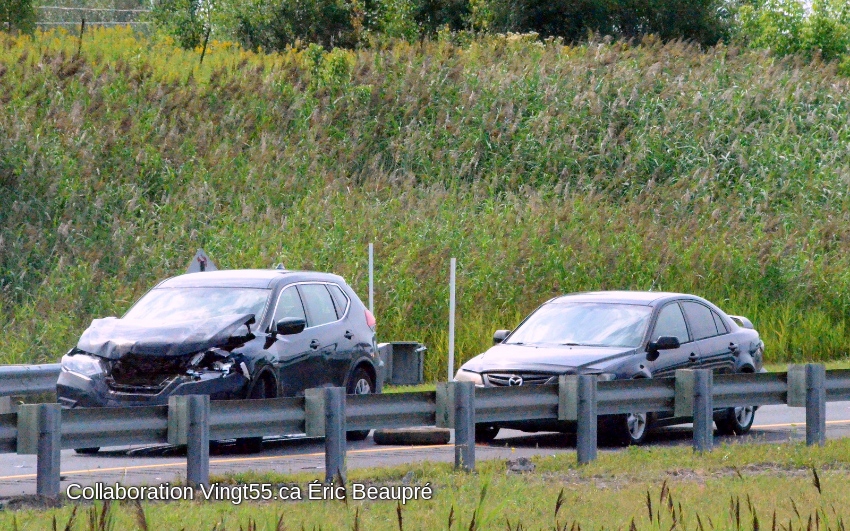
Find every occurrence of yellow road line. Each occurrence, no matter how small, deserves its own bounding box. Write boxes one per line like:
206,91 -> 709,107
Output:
0,444 -> 451,481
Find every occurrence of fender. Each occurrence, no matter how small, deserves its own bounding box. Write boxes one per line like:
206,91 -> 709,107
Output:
345,356 -> 379,391
245,364 -> 279,398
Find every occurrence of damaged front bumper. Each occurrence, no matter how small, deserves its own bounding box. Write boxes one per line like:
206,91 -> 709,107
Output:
57,369 -> 249,408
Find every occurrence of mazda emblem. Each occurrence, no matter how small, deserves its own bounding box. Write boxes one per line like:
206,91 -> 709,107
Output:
508,375 -> 523,386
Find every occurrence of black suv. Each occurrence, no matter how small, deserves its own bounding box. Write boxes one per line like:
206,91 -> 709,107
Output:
57,269 -> 381,448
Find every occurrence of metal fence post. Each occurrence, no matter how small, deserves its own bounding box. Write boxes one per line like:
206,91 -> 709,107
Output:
454,380 -> 475,471
186,395 -> 210,488
806,363 -> 826,447
692,369 -> 713,452
324,387 -> 346,484
576,374 -> 598,465
36,403 -> 62,498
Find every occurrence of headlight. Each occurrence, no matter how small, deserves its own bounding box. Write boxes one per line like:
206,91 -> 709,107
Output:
61,353 -> 105,378
453,369 -> 484,386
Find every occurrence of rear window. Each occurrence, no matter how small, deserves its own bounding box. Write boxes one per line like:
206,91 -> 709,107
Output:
299,284 -> 338,327
328,284 -> 350,317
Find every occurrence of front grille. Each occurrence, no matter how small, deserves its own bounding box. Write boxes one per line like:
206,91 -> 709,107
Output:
484,373 -> 556,386
106,353 -> 193,393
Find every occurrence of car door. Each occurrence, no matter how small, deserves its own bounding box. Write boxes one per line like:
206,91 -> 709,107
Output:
681,301 -> 736,374
648,301 -> 699,378
326,282 -> 358,385
297,283 -> 345,387
266,285 -> 326,396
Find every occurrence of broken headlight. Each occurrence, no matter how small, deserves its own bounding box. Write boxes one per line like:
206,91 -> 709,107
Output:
61,352 -> 105,378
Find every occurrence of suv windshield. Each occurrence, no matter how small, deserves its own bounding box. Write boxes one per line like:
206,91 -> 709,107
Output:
505,302 -> 651,348
123,287 -> 271,323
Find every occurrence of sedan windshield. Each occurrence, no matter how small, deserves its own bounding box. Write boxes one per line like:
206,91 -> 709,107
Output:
123,288 -> 271,323
505,302 -> 652,348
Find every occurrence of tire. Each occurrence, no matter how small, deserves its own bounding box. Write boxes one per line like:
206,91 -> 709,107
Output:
74,447 -> 100,454
346,367 -> 374,442
475,424 -> 500,443
235,375 -> 273,453
607,412 -> 653,446
715,405 -> 756,436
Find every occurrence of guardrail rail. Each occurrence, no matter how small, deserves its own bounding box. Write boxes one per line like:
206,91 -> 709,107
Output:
0,364 -> 845,499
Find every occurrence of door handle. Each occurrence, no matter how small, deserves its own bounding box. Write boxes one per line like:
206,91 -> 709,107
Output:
344,330 -> 353,340
310,339 -> 320,350
689,352 -> 699,363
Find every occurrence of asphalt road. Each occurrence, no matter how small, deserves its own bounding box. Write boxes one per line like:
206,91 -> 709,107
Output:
2,402 -> 850,499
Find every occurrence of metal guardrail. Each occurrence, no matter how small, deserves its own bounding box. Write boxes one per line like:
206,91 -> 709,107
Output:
1,364 -> 848,499
0,364 -> 61,397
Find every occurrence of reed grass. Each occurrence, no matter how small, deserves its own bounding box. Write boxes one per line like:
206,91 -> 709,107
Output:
2,29 -> 850,379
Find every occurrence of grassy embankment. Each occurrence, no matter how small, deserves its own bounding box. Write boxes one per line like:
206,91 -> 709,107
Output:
2,29 -> 850,379
4,439 -> 850,529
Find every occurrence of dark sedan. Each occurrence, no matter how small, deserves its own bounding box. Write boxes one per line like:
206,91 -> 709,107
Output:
455,291 -> 764,444
57,269 -> 381,451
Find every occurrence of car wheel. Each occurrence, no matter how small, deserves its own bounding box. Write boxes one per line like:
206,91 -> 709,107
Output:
235,375 -> 273,454
608,412 -> 652,446
74,447 -> 100,454
715,405 -> 756,436
346,367 -> 374,442
474,424 -> 500,443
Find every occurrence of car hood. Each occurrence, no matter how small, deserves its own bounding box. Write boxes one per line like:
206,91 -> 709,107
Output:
459,343 -> 637,373
77,313 -> 256,360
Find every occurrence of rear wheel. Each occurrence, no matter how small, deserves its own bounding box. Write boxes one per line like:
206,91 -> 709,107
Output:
475,424 -> 500,443
236,375 -> 274,453
715,406 -> 755,436
346,368 -> 374,442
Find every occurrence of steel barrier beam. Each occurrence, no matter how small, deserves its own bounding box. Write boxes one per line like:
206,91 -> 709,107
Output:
598,378 -> 676,416
475,385 -> 558,423
209,397 -> 304,440
713,371 -> 787,408
62,405 -> 168,449
826,369 -> 850,402
347,391 -> 436,431
0,364 -> 61,396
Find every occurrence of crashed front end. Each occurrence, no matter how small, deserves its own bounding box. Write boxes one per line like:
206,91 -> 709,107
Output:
57,314 -> 255,408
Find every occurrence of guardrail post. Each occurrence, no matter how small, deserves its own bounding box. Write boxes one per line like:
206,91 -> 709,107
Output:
186,395 -> 210,488
454,381 -> 475,471
17,403 -> 62,498
692,369 -> 713,452
805,363 -> 826,446
576,374 -> 598,465
324,387 -> 346,484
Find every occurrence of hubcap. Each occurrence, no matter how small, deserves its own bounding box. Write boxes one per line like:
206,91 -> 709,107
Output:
354,378 -> 371,395
626,412 -> 647,440
735,406 -> 754,426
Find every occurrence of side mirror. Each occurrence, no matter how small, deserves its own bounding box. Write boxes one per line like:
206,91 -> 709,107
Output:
493,329 -> 511,344
276,317 -> 306,336
646,336 -> 681,361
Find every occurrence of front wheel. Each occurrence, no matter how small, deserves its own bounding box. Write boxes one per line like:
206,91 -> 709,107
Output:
715,406 -> 755,436
346,368 -> 374,442
606,412 -> 653,446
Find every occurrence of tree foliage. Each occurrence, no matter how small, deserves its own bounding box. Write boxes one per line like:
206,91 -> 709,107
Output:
1,0 -> 36,34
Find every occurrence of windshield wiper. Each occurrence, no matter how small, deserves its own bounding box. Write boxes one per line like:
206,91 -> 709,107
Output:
561,342 -> 584,346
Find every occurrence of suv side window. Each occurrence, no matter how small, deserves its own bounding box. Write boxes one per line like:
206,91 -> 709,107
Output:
327,284 -> 350,318
273,286 -> 306,324
652,303 -> 690,343
299,284 -> 338,327
681,301 -> 717,340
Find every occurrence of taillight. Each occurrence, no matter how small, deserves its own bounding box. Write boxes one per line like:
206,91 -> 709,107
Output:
365,309 -> 376,329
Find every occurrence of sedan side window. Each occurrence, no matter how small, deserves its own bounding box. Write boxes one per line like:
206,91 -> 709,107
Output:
653,303 -> 690,343
681,301 -> 717,341
273,287 -> 306,324
712,311 -> 728,335
299,284 -> 338,327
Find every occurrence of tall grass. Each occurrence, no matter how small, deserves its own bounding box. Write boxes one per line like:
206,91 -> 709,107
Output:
1,29 -> 850,379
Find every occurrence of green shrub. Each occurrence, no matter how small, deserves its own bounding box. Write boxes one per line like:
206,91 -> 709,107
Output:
738,0 -> 850,62
149,0 -> 208,49
0,0 -> 36,34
